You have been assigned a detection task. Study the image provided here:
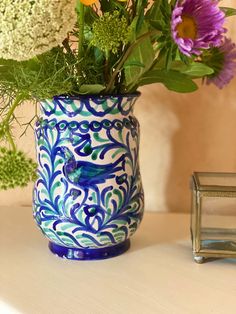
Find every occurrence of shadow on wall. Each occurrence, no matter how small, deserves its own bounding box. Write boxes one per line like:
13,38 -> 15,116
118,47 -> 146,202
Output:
135,85 -> 179,213
136,79 -> 236,213
166,81 -> 236,213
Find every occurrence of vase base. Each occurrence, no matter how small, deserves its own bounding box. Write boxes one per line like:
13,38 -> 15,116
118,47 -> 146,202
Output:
48,240 -> 130,260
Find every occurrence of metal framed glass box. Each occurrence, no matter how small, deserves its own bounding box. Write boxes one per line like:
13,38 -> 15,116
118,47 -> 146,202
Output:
191,172 -> 236,263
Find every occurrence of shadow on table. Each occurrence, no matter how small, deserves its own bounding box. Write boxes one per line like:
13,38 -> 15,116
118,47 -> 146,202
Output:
128,212 -> 190,254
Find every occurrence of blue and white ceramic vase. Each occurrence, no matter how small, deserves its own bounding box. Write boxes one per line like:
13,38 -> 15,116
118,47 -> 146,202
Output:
33,94 -> 144,260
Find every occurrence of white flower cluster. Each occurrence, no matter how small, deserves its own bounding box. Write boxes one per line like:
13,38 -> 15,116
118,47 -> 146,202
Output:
0,0 -> 77,61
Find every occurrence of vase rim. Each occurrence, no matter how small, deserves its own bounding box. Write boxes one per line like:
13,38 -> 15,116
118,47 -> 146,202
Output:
52,92 -> 141,101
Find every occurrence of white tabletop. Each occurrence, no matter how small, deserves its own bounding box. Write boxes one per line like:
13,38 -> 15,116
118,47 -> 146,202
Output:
1,206 -> 236,314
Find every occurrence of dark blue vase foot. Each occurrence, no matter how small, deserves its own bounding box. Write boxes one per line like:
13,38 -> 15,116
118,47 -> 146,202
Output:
48,240 -> 130,260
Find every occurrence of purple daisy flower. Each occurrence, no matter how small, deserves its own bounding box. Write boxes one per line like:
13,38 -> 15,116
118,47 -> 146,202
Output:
206,38 -> 236,89
171,0 -> 225,56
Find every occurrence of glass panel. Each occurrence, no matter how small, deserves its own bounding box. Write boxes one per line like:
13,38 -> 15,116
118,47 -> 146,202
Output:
197,172 -> 236,188
191,190 -> 196,242
200,196 -> 236,252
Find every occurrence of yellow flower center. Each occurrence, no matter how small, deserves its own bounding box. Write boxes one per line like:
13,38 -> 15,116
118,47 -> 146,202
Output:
176,15 -> 197,39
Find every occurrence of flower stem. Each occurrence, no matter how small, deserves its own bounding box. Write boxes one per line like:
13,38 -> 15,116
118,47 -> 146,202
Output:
104,50 -> 110,85
62,37 -> 74,58
105,29 -> 159,93
6,130 -> 16,151
5,94 -> 24,123
3,93 -> 25,151
78,1 -> 85,76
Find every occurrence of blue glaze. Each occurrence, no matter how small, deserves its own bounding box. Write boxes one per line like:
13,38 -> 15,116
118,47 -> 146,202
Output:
49,239 -> 130,260
33,95 -> 144,260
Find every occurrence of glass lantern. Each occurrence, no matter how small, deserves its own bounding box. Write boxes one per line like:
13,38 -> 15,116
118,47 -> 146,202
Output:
191,172 -> 236,263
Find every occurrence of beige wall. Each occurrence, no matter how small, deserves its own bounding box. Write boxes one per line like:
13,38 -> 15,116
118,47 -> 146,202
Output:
137,80 -> 236,212
1,1 -> 236,211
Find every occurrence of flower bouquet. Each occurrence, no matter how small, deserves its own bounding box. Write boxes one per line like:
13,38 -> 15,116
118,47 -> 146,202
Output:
0,0 -> 235,188
0,0 -> 236,259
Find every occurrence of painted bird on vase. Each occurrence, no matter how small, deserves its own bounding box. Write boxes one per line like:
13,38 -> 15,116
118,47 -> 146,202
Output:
56,146 -> 126,187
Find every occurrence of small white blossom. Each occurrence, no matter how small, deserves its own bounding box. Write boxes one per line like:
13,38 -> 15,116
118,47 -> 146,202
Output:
0,0 -> 77,61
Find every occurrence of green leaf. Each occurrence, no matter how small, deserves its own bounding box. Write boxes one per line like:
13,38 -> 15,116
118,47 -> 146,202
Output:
76,0 -> 81,13
165,44 -> 174,70
160,0 -> 171,19
146,0 -> 162,21
138,70 -> 198,93
124,21 -> 154,87
220,7 -> 236,17
171,61 -> 214,77
79,84 -> 106,94
146,0 -> 172,29
149,20 -> 165,31
84,7 -> 99,26
124,61 -> 145,68
99,0 -> 117,12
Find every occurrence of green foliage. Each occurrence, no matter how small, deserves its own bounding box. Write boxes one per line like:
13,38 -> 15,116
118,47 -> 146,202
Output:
124,20 -> 155,89
0,123 -> 9,140
99,0 -> 120,13
171,61 -> 214,77
138,70 -> 198,93
0,0 -> 232,99
201,48 -> 225,78
78,47 -> 106,86
0,47 -> 77,100
0,147 -> 37,190
0,0 -> 235,190
220,7 -> 236,17
91,11 -> 131,54
79,84 -> 106,94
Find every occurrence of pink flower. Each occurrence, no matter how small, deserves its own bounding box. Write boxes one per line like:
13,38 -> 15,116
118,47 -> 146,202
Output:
171,0 -> 225,56
206,37 -> 236,89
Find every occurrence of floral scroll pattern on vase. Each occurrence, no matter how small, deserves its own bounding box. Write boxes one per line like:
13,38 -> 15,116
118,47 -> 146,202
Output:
33,95 -> 144,259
